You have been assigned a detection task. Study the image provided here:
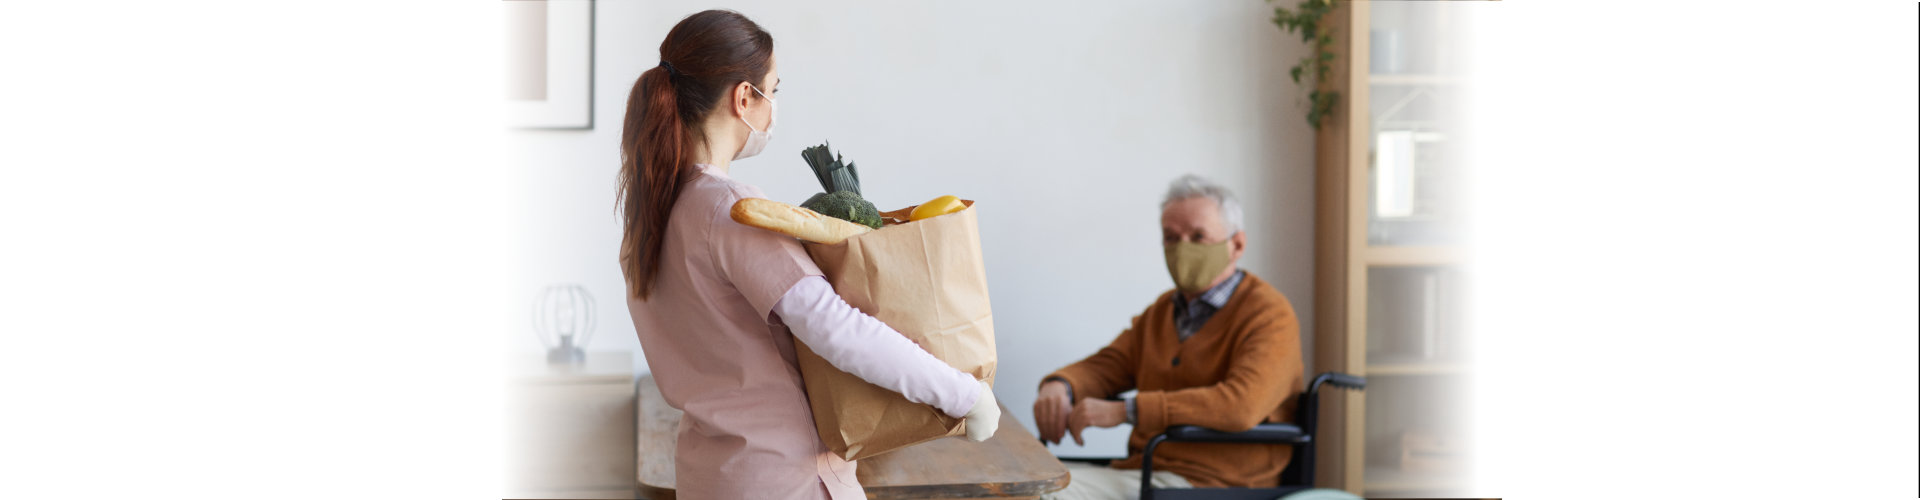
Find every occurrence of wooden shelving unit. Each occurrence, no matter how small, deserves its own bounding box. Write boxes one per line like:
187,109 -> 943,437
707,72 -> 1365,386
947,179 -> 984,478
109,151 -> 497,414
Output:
1362,246 -> 1460,267
1368,74 -> 1467,87
1363,465 -> 1471,496
1365,360 -> 1469,377
1311,1 -> 1476,497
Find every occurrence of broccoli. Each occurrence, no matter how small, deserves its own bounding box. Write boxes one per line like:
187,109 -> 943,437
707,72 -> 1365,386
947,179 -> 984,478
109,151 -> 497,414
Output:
801,191 -> 883,229
798,142 -> 882,229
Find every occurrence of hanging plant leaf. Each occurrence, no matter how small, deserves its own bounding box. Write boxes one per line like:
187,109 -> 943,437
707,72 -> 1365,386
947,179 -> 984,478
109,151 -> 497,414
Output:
1268,0 -> 1341,129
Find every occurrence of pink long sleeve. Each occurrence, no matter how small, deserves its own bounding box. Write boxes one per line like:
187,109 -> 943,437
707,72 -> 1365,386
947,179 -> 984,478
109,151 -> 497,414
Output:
773,275 -> 979,418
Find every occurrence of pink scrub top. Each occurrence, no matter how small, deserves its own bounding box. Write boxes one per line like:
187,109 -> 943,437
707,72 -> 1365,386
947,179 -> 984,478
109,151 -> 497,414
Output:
625,164 -> 862,499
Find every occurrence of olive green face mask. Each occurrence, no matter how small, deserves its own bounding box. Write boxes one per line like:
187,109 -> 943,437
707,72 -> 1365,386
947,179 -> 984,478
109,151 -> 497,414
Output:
1164,239 -> 1233,295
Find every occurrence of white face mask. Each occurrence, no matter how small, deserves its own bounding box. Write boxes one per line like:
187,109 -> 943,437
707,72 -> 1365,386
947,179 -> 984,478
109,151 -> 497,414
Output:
733,83 -> 777,161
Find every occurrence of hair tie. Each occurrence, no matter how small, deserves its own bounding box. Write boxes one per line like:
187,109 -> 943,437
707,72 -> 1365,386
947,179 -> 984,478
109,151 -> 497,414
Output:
658,60 -> 677,76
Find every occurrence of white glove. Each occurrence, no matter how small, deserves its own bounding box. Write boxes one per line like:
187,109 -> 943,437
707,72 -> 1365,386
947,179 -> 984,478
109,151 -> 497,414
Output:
963,380 -> 1000,442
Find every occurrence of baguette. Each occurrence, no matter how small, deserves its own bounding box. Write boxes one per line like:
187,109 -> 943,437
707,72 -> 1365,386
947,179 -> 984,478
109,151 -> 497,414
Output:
730,197 -> 874,245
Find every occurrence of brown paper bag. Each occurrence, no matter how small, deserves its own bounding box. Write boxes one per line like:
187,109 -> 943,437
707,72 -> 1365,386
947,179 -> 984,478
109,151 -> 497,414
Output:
794,200 -> 997,461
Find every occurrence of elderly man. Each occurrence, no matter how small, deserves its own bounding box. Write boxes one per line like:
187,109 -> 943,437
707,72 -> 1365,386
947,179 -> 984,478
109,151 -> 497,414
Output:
1035,174 -> 1305,500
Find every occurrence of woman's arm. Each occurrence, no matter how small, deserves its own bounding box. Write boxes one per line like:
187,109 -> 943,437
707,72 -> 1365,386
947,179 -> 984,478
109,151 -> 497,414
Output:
773,275 -> 980,419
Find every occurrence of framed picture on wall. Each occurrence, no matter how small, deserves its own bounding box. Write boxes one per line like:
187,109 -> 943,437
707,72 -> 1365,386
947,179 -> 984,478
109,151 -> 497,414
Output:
504,0 -> 593,129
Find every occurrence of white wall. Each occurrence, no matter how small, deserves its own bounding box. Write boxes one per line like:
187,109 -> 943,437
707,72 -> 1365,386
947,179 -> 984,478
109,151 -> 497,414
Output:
510,0 -> 1315,457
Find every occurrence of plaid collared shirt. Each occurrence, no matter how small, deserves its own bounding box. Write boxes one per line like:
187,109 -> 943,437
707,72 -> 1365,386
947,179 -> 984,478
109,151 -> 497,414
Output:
1172,269 -> 1245,341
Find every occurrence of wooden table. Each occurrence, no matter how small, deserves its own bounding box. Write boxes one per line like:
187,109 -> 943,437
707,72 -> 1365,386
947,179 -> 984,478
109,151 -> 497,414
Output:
636,374 -> 1068,499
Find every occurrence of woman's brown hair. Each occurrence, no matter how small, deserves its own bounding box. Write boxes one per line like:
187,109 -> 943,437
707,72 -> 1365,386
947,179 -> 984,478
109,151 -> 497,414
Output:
618,10 -> 774,300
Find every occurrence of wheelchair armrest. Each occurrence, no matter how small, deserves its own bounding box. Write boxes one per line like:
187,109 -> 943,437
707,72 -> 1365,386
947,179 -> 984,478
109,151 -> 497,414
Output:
1308,372 -> 1365,395
1161,423 -> 1308,444
1138,373 -> 1364,498
1139,423 -> 1311,499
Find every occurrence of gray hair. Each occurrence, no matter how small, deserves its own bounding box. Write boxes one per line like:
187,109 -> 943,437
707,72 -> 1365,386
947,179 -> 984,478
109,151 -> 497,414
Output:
1161,174 -> 1244,235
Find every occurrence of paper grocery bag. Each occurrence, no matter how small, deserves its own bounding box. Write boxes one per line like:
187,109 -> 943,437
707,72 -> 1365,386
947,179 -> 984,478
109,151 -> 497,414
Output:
795,200 -> 997,461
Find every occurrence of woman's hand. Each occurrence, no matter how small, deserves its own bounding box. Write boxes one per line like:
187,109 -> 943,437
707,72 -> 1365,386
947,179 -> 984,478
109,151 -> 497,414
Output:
1066,398 -> 1126,446
1033,380 -> 1073,445
964,380 -> 1000,442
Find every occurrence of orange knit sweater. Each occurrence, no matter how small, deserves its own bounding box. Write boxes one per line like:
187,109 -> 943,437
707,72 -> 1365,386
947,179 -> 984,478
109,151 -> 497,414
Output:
1046,271 -> 1304,488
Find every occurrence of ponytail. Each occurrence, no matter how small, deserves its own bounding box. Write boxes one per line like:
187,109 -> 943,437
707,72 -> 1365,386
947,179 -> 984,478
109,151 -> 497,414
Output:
617,66 -> 688,300
618,10 -> 774,300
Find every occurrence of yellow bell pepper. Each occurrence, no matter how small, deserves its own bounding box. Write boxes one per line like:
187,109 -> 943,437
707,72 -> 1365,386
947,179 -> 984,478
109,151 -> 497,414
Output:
910,195 -> 966,221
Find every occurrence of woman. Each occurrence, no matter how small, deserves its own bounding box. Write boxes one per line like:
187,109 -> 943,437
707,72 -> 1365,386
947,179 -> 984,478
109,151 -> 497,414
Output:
617,10 -> 999,500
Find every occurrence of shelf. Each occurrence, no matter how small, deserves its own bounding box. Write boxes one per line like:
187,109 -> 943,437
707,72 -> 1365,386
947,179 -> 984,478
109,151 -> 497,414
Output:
1364,465 -> 1470,496
1361,245 -> 1461,266
1366,359 -> 1470,376
510,351 -> 634,385
1369,73 -> 1466,86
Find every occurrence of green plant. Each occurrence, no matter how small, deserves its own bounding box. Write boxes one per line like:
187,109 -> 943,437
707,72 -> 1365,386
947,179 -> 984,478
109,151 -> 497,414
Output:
1269,0 -> 1339,129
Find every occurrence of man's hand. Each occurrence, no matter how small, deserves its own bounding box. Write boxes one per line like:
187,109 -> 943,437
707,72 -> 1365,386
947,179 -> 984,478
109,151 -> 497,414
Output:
1066,398 -> 1126,446
1033,380 -> 1073,445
